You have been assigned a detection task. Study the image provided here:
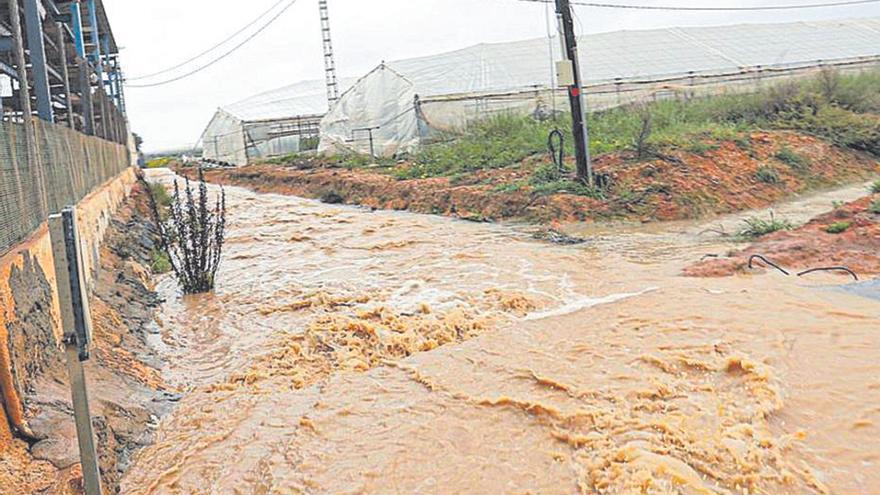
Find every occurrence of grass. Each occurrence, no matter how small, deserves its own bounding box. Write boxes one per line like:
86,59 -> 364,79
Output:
774,146 -> 810,171
870,200 -> 880,214
825,221 -> 852,234
738,213 -> 793,238
871,179 -> 880,194
145,157 -> 175,169
755,166 -> 781,184
150,249 -> 172,274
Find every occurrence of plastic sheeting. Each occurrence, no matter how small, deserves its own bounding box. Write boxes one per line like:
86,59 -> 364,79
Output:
319,66 -> 420,157
319,17 -> 880,157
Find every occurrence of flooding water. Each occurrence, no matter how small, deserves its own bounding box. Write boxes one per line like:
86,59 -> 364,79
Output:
123,170 -> 879,494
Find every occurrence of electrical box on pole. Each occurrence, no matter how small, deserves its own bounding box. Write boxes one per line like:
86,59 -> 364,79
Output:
49,207 -> 102,495
555,0 -> 593,185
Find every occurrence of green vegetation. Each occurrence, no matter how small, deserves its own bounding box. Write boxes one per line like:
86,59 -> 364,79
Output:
738,213 -> 793,239
825,221 -> 852,234
869,200 -> 880,214
149,183 -> 172,220
254,69 -> 879,197
492,182 -> 523,193
149,249 -> 172,274
755,166 -> 781,184
145,156 -> 175,169
871,179 -> 880,194
774,146 -> 810,171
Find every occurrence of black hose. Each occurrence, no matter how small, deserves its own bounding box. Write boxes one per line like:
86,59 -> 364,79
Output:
748,254 -> 790,276
797,266 -> 859,281
548,129 -> 565,173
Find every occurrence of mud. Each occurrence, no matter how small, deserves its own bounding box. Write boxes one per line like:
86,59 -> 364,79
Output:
687,193 -> 880,278
1,183 -> 171,494
182,131 -> 879,224
122,170 -> 879,494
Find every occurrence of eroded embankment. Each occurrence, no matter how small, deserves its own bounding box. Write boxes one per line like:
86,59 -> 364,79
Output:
687,193 -> 880,278
182,131 -> 879,223
0,177 -> 169,494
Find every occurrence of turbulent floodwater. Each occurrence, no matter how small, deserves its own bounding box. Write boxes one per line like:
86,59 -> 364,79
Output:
123,170 -> 879,494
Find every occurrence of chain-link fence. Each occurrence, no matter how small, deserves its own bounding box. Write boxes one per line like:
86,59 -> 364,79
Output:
0,119 -> 130,256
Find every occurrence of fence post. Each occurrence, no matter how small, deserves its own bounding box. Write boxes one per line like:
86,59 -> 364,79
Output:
49,207 -> 103,495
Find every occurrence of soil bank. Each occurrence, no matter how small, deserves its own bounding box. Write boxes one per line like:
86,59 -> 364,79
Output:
0,177 -> 171,494
181,131 -> 879,224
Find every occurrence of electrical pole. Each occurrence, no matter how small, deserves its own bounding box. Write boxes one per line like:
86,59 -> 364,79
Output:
319,0 -> 339,106
555,0 -> 593,185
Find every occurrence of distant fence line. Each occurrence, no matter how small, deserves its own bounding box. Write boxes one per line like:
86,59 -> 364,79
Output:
417,55 -> 880,132
0,120 -> 130,256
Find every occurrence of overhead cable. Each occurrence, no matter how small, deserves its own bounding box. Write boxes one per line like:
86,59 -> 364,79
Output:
127,0 -> 288,81
516,0 -> 880,11
127,0 -> 300,88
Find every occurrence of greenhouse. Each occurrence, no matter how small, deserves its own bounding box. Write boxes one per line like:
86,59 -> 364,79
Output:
200,78 -> 353,165
319,17 -> 880,157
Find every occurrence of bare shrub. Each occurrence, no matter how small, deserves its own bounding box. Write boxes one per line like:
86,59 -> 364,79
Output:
140,168 -> 226,294
633,103 -> 653,159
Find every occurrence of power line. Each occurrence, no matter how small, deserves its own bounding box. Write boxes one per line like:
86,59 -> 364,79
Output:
127,0 -> 300,89
127,0 -> 289,81
517,0 -> 880,11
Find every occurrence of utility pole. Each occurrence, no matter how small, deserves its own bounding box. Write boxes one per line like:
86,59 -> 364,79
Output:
555,0 -> 593,185
318,0 -> 339,106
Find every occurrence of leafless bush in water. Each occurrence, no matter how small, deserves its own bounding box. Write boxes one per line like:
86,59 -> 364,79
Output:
140,168 -> 226,294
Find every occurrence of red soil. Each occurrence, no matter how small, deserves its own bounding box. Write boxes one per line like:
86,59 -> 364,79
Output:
686,194 -> 880,278
184,131 -> 879,224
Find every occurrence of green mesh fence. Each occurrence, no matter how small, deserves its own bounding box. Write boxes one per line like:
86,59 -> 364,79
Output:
0,119 -> 130,256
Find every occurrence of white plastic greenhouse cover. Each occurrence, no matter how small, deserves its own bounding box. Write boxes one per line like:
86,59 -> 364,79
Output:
320,17 -> 880,157
221,78 -> 357,122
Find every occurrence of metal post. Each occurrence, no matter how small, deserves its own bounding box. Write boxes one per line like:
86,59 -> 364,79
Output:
70,0 -> 86,58
86,0 -> 102,80
49,208 -> 102,495
555,0 -> 592,185
23,0 -> 53,122
78,57 -> 94,135
55,22 -> 76,129
7,0 -> 31,122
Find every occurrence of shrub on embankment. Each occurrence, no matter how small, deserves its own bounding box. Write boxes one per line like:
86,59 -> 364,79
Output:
222,69 -> 880,223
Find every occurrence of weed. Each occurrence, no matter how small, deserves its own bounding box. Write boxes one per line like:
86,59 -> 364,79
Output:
871,180 -> 880,194
832,200 -> 845,209
531,180 -> 605,199
774,147 -> 809,171
149,249 -> 172,274
685,141 -> 719,155
492,182 -> 523,193
825,221 -> 852,234
869,200 -> 880,214
738,213 -> 793,238
145,157 -> 174,169
755,166 -> 781,184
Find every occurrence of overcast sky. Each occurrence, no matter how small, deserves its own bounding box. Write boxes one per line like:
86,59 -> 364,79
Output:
103,0 -> 880,152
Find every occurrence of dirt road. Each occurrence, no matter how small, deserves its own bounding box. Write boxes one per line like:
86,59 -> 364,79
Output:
122,169 -> 879,494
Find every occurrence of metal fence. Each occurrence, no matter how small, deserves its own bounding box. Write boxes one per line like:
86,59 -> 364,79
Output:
0,119 -> 130,256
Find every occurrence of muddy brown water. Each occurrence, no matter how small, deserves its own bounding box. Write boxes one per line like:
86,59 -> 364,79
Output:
123,170 -> 878,494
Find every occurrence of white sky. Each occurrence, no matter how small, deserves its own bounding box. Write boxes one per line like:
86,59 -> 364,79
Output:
102,0 -> 880,152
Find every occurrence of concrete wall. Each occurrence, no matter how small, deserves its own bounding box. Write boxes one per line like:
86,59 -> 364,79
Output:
0,167 -> 138,440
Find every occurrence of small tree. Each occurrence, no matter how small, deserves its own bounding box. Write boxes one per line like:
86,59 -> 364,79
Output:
141,168 -> 226,294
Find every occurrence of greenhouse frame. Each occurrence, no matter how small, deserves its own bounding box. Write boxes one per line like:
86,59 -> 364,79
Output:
200,78 -> 353,165
318,17 -> 880,157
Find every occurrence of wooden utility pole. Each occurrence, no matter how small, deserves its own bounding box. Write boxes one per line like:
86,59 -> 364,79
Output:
555,0 -> 593,185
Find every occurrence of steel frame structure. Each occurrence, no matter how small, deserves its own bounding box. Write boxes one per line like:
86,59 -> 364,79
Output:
0,0 -> 127,143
